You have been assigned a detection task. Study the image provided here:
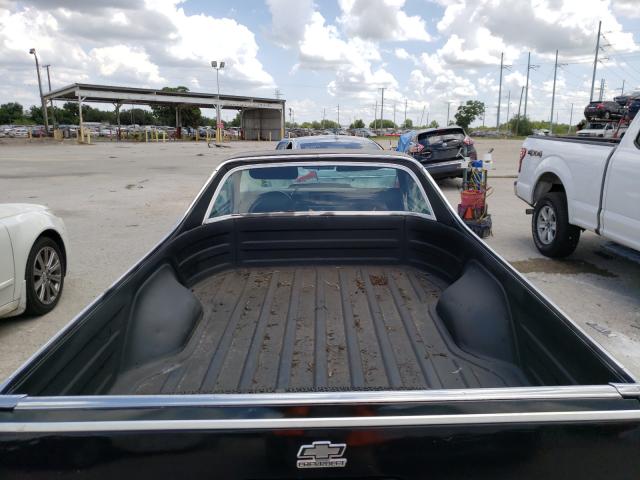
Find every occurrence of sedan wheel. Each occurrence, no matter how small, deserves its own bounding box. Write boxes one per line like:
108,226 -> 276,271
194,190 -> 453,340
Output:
25,237 -> 65,315
33,246 -> 62,305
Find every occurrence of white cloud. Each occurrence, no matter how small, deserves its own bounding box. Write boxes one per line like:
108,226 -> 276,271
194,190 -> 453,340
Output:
338,0 -> 431,42
0,0 -> 275,108
265,0 -> 314,48
437,0 -> 637,59
90,45 -> 163,84
613,0 -> 640,18
395,48 -> 410,60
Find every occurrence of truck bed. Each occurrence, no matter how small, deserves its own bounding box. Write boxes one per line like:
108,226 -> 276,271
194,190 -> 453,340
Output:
109,265 -> 530,394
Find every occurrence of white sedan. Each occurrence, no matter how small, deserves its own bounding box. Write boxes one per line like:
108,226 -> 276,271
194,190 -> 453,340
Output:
0,204 -> 68,318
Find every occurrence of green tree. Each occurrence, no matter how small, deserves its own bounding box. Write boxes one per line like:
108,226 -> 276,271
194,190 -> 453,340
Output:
508,115 -> 533,136
427,120 -> 439,128
151,86 -> 202,126
454,100 -> 485,130
368,119 -> 397,129
401,118 -> 413,129
0,102 -> 24,123
350,119 -> 365,129
320,119 -> 339,129
28,105 -> 44,124
229,112 -> 242,127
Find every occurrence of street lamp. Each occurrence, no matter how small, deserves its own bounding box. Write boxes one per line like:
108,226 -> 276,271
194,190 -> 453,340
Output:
211,60 -> 225,143
29,48 -> 49,133
42,64 -> 56,126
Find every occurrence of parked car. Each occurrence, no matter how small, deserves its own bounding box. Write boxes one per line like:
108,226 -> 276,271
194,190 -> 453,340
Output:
0,204 -> 67,318
275,134 -> 383,150
9,127 -> 28,138
576,121 -> 616,138
30,126 -> 47,138
625,95 -> 640,120
515,108 -> 640,257
613,89 -> 640,107
396,126 -> 477,179
1,151 -> 639,478
353,127 -> 376,137
583,100 -> 624,120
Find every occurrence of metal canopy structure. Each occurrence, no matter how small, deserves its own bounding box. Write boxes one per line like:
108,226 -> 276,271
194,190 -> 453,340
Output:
43,83 -> 286,140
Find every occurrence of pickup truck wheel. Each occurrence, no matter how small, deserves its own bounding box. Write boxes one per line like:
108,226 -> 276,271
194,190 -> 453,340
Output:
25,236 -> 65,315
532,192 -> 580,258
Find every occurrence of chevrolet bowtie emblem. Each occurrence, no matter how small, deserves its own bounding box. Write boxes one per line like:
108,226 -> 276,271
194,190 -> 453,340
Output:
296,441 -> 347,469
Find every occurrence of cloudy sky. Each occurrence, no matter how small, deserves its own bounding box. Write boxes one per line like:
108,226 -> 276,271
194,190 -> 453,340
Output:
1,0 -> 639,127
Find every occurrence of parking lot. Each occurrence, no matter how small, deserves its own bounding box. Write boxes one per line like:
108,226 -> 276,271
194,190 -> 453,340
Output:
1,138 -> 639,381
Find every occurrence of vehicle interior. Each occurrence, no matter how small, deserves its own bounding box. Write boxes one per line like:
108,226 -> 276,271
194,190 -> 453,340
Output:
2,158 -> 633,397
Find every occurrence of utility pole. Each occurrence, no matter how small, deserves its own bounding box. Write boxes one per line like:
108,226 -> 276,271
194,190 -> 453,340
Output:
337,104 -> 340,127
497,52 -> 511,130
446,101 -> 453,126
419,105 -> 425,126
322,107 -> 325,129
590,20 -> 602,102
426,110 -> 430,126
374,99 -> 378,130
523,52 -> 538,120
379,87 -> 385,129
620,79 -> 625,96
393,101 -> 396,127
549,50 -> 558,134
505,90 -> 511,130
568,103 -> 574,133
515,86 -> 524,135
404,99 -> 407,127
599,78 -> 605,101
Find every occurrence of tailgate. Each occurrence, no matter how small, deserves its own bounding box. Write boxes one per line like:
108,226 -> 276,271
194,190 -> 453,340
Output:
2,386 -> 640,479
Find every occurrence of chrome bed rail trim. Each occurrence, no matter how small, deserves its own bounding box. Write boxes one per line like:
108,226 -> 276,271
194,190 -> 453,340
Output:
2,410 -> 640,433
14,385 -> 623,410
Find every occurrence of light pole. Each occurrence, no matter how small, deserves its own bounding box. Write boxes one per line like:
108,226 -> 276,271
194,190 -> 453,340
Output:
42,64 -> 56,126
211,60 -> 225,143
29,48 -> 49,133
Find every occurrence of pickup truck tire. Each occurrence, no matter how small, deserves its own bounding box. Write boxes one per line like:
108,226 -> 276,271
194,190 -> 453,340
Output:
532,192 -> 581,258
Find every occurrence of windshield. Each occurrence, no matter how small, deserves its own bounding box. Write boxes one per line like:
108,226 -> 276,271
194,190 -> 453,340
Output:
207,163 -> 432,220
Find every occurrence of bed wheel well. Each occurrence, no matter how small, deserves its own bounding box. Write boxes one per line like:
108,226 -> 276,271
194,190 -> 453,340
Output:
533,173 -> 564,204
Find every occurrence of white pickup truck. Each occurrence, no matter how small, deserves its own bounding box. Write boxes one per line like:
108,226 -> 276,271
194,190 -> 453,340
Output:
515,113 -> 640,257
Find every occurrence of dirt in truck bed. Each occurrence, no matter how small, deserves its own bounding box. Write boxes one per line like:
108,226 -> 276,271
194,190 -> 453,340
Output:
110,265 -> 530,394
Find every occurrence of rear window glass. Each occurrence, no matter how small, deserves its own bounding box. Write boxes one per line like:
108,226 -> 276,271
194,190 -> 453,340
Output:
298,140 -> 381,150
419,131 -> 465,146
207,163 -> 433,220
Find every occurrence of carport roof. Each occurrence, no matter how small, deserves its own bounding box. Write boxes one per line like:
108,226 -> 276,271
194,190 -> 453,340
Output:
43,83 -> 285,110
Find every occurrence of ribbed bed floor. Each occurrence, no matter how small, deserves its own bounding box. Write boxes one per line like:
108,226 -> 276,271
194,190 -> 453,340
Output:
112,265 -> 530,394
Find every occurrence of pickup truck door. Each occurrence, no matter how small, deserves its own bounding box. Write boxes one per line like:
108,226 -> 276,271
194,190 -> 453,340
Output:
600,130 -> 640,251
0,224 -> 15,307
